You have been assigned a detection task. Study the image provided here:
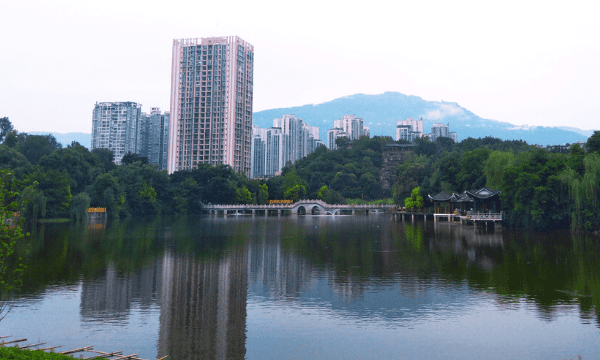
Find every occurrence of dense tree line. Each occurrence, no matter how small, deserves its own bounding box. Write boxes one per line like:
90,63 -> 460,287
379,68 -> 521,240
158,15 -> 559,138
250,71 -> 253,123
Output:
1,115 -> 599,232
389,133 -> 600,232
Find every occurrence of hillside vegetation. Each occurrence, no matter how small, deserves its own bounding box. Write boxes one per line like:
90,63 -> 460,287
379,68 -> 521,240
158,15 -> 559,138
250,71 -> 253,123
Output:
1,115 -> 599,232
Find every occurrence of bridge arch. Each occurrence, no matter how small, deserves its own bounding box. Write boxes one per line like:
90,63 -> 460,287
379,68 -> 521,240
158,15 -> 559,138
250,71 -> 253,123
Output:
297,206 -> 307,215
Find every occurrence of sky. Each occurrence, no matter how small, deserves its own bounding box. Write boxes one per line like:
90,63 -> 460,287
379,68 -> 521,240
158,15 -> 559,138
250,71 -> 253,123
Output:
1,0 -> 599,134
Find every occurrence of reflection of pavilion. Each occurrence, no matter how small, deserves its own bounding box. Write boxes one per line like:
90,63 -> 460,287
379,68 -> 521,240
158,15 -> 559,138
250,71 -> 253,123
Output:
157,250 -> 248,359
430,222 -> 504,271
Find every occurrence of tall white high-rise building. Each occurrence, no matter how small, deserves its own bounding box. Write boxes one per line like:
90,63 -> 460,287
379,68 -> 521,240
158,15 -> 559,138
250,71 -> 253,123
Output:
168,37 -> 254,174
91,101 -> 142,165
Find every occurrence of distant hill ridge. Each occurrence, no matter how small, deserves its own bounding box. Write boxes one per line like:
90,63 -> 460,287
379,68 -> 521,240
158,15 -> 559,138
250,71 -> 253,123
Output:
29,132 -> 92,149
253,92 -> 592,146
32,92 -> 594,149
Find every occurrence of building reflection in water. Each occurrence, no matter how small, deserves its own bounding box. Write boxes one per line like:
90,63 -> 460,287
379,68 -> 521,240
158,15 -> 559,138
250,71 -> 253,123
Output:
77,216 -> 598,359
80,258 -> 163,323
157,249 -> 247,359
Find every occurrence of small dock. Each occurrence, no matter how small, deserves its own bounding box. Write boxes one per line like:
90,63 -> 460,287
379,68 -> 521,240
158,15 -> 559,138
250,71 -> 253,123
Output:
0,336 -> 167,359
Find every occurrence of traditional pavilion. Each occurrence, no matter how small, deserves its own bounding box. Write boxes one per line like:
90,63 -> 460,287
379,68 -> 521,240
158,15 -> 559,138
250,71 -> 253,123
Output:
428,188 -> 502,214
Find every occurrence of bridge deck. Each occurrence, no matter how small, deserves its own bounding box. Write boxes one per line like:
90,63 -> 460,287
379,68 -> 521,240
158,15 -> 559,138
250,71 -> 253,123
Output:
205,200 -> 395,215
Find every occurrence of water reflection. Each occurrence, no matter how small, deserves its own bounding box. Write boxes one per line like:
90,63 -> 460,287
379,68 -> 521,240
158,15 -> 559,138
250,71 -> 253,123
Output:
4,215 -> 600,360
157,249 -> 247,359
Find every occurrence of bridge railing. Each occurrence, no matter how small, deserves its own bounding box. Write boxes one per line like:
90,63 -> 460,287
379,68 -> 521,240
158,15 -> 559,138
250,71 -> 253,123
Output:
465,211 -> 503,220
205,200 -> 395,209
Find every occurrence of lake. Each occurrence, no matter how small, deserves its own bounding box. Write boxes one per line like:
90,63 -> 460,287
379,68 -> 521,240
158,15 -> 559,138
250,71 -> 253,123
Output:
2,214 -> 599,359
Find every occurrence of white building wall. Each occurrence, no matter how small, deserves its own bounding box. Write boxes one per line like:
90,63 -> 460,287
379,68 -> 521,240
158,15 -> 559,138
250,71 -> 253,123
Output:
168,37 -> 254,175
91,101 -> 142,165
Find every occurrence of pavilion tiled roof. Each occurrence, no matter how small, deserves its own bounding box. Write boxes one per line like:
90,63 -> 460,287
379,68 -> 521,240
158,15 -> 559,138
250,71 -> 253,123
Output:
465,187 -> 502,199
428,190 -> 455,202
427,188 -> 502,203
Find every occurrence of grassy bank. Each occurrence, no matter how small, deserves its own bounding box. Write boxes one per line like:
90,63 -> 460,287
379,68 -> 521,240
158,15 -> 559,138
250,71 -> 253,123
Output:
0,347 -> 107,359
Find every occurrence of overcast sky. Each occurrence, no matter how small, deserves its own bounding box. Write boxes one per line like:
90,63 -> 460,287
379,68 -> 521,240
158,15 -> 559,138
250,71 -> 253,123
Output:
1,0 -> 599,134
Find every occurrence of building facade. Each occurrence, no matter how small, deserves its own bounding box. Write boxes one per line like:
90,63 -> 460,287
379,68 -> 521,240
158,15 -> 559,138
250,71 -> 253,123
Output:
91,101 -> 142,165
137,107 -> 170,170
395,117 -> 424,142
427,123 -> 457,143
327,114 -> 370,149
334,115 -> 364,140
327,128 -> 349,150
251,115 -> 323,178
168,37 -> 254,175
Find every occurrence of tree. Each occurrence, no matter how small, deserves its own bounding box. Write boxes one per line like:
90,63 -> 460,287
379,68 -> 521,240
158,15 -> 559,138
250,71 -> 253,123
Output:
415,138 -> 436,157
258,184 -> 269,204
457,148 -> 490,190
236,186 -> 252,204
317,185 -> 329,201
70,192 -> 90,221
483,151 -> 514,189
91,148 -> 116,172
19,186 -> 46,226
89,173 -> 123,218
435,136 -> 455,154
335,136 -> 351,150
0,146 -> 33,179
568,144 -> 586,176
0,170 -> 28,321
585,131 -> 600,154
17,134 -> 62,165
404,187 -> 424,210
0,118 -> 14,144
121,152 -> 149,165
284,184 -> 306,202
38,144 -> 103,195
392,154 -> 427,204
26,168 -> 72,218
266,176 -> 284,200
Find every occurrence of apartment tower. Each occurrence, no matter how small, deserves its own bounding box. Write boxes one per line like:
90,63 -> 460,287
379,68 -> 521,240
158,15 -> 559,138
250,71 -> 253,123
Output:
91,101 -> 142,165
168,37 -> 254,174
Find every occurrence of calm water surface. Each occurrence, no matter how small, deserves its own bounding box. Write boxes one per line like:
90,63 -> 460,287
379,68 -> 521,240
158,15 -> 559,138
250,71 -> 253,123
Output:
2,215 -> 599,359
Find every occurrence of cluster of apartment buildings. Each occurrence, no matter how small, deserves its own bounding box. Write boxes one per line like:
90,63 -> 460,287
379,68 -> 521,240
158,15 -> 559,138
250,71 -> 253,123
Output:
251,115 -> 324,178
91,102 -> 170,168
395,117 -> 457,143
326,115 -> 370,150
92,36 -> 254,172
89,36 -> 457,178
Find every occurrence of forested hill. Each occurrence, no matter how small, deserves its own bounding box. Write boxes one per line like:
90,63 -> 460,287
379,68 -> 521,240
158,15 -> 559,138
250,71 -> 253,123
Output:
253,92 -> 590,146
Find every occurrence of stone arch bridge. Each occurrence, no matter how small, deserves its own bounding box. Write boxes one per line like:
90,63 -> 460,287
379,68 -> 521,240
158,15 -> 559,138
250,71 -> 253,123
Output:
205,199 -> 395,215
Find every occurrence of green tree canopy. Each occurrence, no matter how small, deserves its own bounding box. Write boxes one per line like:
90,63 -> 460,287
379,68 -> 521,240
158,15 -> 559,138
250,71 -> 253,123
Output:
585,131 -> 600,154
17,134 -> 62,165
0,118 -> 14,144
404,187 -> 424,210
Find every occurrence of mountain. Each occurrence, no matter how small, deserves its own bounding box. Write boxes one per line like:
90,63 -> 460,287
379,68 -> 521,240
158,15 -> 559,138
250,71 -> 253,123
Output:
253,92 -> 589,146
31,93 -> 592,150
29,132 -> 92,149
557,127 -> 597,138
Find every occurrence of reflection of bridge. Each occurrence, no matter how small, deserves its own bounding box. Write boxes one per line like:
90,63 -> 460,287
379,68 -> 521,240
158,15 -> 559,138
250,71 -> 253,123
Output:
206,199 -> 395,215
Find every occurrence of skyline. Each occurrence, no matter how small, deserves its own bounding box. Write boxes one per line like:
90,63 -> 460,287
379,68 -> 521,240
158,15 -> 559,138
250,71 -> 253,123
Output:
1,0 -> 599,134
